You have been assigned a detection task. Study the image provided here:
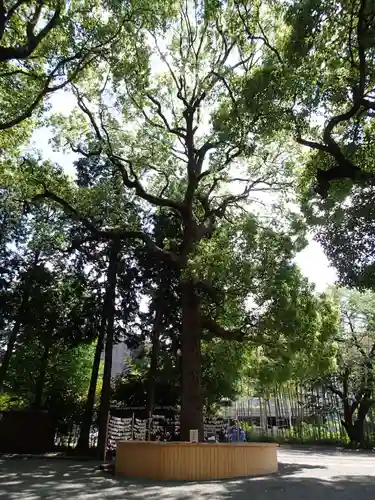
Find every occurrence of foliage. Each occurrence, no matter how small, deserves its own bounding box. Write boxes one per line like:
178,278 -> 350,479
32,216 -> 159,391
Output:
287,0 -> 375,193
242,289 -> 339,394
0,0 -> 176,149
113,339 -> 250,411
321,288 -> 375,442
246,287 -> 375,444
302,176 -> 375,289
1,253 -> 102,404
6,341 -> 95,409
278,0 -> 375,292
238,0 -> 375,196
201,339 -> 250,411
1,0 -> 367,449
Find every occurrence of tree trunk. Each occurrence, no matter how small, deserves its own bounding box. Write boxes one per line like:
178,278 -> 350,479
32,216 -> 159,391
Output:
342,419 -> 364,443
0,305 -> 26,391
77,316 -> 106,452
179,281 -> 203,442
33,334 -> 52,409
0,253 -> 40,391
97,239 -> 120,460
342,398 -> 372,444
146,308 -> 162,440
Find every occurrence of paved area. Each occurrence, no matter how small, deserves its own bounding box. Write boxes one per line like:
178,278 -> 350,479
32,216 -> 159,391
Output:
0,447 -> 374,499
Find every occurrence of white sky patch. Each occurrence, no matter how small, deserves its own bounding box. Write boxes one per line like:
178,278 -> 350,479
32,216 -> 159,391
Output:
294,238 -> 337,292
29,126 -> 78,179
25,90 -> 78,178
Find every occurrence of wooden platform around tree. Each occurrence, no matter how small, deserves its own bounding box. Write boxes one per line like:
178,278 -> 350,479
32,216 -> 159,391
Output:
115,441 -> 278,481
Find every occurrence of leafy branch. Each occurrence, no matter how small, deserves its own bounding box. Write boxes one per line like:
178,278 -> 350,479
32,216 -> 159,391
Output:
293,0 -> 374,196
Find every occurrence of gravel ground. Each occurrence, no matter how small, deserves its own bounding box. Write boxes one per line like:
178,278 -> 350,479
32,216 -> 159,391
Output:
0,447 -> 374,499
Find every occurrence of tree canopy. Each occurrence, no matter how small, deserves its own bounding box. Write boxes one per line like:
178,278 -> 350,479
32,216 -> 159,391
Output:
2,0 -> 375,452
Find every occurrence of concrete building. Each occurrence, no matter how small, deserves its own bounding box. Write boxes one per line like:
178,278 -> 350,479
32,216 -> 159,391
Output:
110,342 -> 132,378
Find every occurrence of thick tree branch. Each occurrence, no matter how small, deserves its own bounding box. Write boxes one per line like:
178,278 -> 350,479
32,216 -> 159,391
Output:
295,134 -> 331,154
201,316 -> 246,342
193,279 -> 223,305
293,0 -> 371,196
327,384 -> 344,400
201,313 -> 263,343
110,154 -> 186,215
146,93 -> 186,138
71,86 -> 186,215
0,50 -> 95,130
33,187 -> 109,239
0,4 -> 61,62
33,185 -> 181,264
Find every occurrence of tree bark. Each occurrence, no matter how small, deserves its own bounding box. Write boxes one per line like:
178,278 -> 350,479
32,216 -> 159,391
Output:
97,239 -> 120,460
342,398 -> 372,444
338,364 -> 374,445
0,253 -> 40,391
0,298 -> 27,391
33,333 -> 52,409
146,307 -> 162,440
179,281 -> 203,442
77,315 -> 106,452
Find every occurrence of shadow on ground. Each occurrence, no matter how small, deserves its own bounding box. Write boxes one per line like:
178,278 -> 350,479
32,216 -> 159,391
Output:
0,456 -> 374,499
224,474 -> 375,500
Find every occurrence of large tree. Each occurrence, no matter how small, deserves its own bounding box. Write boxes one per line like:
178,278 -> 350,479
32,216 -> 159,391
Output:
287,0 -> 375,196
27,0 -> 341,442
320,288 -> 375,444
0,195 -> 81,389
232,0 -> 375,292
228,0 -> 374,196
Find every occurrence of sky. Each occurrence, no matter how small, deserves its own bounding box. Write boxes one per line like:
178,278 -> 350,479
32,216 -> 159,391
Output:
294,239 -> 337,291
29,86 -> 338,294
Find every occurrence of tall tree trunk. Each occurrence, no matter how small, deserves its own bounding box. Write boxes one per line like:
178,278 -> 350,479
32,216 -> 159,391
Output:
146,308 -> 162,440
339,367 -> 374,444
179,281 -> 203,442
77,315 -> 106,452
97,239 -> 120,460
0,298 -> 27,391
0,252 -> 40,391
33,333 -> 52,409
342,398 -> 372,444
